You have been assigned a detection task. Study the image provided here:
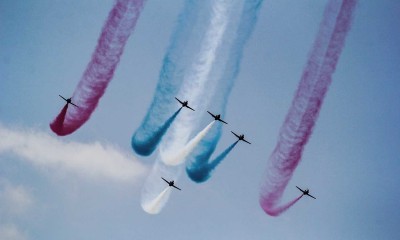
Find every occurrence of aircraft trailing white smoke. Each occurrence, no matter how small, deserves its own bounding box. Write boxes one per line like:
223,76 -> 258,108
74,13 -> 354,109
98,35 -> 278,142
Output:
161,121 -> 215,166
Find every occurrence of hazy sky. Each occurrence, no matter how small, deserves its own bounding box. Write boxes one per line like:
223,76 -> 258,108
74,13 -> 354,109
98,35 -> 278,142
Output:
1,0 -> 400,239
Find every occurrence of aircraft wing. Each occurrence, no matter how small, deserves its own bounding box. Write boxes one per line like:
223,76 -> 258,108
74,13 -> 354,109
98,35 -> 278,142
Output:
207,111 -> 216,118
59,95 -> 68,101
231,131 -> 240,138
161,177 -> 169,184
306,193 -> 316,199
70,102 -> 79,108
187,106 -> 195,111
243,139 -> 251,144
296,186 -> 304,192
219,119 -> 228,124
175,97 -> 184,105
172,185 -> 181,191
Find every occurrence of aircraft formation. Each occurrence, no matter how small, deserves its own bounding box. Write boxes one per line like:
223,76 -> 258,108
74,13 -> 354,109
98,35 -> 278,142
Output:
156,97 -> 254,191
44,0 -> 357,218
164,97 -> 314,198
56,95 -> 315,200
176,97 -> 251,146
56,94 -> 316,199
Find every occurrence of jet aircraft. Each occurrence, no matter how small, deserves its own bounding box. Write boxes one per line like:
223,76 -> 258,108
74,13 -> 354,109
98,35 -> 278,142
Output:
59,95 -> 78,107
207,111 -> 227,124
175,97 -> 195,111
162,177 -> 181,191
231,131 -> 251,144
296,186 -> 316,199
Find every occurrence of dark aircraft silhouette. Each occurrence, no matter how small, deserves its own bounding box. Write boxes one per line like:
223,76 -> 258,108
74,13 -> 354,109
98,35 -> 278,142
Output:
175,97 -> 195,111
162,177 -> 181,191
231,131 -> 251,144
207,111 -> 227,124
59,95 -> 78,108
296,186 -> 316,199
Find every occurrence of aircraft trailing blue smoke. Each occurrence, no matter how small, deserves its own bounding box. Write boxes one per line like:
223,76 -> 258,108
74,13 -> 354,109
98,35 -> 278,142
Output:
131,1 -> 203,156
187,141 -> 238,182
132,108 -> 181,156
141,0 -> 262,213
186,0 -> 263,181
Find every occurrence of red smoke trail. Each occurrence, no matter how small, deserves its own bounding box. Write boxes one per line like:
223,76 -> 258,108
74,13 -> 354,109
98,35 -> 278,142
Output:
263,195 -> 303,217
50,0 -> 145,136
260,0 -> 356,216
51,104 -> 68,133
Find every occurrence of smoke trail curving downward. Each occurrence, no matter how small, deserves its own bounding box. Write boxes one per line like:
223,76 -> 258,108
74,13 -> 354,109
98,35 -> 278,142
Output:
140,0 -> 240,213
153,0 -> 233,161
50,0 -> 145,136
132,109 -> 182,156
264,195 -> 303,217
186,0 -> 264,182
133,0 -> 232,157
131,1 -> 208,156
259,0 -> 357,216
51,104 -> 68,132
187,141 -> 238,182
139,0 -> 262,213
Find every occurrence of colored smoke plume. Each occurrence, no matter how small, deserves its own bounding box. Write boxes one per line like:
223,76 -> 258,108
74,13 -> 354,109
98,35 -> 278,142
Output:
259,0 -> 357,216
50,0 -> 145,136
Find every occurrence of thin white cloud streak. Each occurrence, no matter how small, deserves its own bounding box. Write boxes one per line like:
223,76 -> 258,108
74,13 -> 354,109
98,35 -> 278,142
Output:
161,121 -> 215,166
0,124 -> 147,183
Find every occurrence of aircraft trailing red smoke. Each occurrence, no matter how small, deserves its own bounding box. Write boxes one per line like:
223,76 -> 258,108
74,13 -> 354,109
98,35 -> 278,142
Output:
50,0 -> 145,136
259,0 -> 357,216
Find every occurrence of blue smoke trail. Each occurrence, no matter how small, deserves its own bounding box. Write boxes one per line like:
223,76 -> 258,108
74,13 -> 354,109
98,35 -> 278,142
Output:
132,108 -> 181,156
187,141 -> 238,182
186,0 -> 264,181
141,0 -> 243,213
131,1 -> 203,155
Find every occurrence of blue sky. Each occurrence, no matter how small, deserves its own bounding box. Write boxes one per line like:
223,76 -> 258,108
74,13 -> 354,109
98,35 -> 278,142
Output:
1,0 -> 400,239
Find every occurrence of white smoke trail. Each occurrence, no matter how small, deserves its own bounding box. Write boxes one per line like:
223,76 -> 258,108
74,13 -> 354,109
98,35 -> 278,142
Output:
140,160 -> 180,214
161,121 -> 215,166
141,187 -> 171,214
141,0 -> 244,214
159,0 -> 232,158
